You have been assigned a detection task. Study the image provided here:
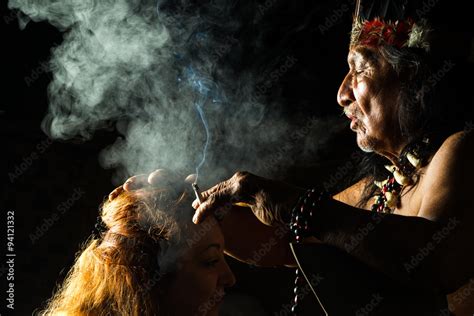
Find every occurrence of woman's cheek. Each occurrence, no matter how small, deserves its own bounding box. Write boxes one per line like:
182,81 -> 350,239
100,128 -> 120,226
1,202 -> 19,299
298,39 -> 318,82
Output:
188,269 -> 219,312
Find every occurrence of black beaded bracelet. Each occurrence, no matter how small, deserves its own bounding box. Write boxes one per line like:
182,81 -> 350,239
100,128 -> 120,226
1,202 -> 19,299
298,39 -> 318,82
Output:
288,187 -> 327,315
289,188 -> 326,243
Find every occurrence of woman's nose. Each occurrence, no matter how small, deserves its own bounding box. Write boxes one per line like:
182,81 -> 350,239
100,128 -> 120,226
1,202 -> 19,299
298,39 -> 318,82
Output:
337,72 -> 354,107
219,259 -> 236,288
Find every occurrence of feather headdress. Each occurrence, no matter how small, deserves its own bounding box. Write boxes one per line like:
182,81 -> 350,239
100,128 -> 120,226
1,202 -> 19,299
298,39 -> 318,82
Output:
350,0 -> 431,51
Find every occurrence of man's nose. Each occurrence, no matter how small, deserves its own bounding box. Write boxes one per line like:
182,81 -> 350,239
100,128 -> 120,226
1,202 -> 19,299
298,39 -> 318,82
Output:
219,259 -> 236,288
337,72 -> 354,107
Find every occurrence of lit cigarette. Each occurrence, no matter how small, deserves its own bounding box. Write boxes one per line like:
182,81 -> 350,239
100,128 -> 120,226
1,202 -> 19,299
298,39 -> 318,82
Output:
192,183 -> 204,204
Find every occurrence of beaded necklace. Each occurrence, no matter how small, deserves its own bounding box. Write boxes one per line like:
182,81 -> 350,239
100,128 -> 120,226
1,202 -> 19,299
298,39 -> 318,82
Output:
371,138 -> 431,213
288,137 -> 434,315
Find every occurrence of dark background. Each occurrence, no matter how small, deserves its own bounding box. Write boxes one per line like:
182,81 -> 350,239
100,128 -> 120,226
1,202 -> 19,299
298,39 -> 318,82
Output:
1,0 -> 473,315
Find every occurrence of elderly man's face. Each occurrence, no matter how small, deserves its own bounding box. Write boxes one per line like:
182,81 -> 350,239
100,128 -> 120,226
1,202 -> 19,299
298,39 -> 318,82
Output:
337,46 -> 403,155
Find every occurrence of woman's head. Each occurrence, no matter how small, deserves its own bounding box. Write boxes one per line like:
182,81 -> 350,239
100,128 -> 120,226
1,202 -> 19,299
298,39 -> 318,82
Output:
163,214 -> 236,316
41,185 -> 235,316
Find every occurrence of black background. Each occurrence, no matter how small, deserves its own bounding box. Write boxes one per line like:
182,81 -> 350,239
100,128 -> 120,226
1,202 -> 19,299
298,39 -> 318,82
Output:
1,0 -> 473,315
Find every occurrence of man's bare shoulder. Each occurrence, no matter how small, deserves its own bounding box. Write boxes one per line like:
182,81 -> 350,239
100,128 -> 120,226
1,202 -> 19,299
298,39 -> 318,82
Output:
432,130 -> 473,160
425,130 -> 473,181
421,131 -> 474,294
418,130 -> 474,220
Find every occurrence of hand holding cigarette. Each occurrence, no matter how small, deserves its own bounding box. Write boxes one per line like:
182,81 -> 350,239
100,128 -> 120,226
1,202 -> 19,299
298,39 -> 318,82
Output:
191,171 -> 304,226
192,182 -> 251,207
192,183 -> 204,204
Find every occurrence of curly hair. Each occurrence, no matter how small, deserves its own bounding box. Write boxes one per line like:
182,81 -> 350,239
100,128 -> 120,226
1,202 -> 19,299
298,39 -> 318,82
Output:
38,188 -> 193,316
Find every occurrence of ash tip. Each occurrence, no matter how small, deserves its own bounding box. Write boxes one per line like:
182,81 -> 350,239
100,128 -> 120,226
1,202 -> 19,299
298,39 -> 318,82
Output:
191,182 -> 203,204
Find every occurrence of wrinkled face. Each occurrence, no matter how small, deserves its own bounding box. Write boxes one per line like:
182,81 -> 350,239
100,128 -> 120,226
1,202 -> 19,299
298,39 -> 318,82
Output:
337,46 -> 404,155
164,216 -> 236,316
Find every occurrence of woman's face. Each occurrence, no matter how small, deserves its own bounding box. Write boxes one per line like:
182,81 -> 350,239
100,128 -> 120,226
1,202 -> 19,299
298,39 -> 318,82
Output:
164,216 -> 236,315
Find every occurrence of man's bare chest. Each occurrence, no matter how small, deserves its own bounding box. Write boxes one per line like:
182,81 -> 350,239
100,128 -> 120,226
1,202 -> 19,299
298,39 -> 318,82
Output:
393,173 -> 425,216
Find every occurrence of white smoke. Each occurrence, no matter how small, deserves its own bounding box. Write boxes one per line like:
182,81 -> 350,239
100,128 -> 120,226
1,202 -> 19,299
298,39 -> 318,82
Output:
9,0 -> 341,186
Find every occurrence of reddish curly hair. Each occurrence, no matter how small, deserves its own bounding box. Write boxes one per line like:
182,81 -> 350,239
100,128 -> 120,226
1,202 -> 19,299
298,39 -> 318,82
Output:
39,188 -> 192,316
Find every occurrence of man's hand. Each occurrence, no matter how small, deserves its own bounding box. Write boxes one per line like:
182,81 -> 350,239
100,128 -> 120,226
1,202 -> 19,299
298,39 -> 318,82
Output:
113,169 -> 307,266
115,169 -> 305,227
191,171 -> 305,226
109,169 -> 180,201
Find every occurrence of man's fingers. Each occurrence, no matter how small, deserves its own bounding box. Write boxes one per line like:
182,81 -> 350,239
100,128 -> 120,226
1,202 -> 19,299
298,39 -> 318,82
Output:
190,181 -> 228,211
191,195 -> 250,210
193,195 -> 215,224
191,180 -> 230,212
193,199 -> 214,224
193,191 -> 231,224
148,169 -> 167,185
123,174 -> 148,191
185,174 -> 197,184
200,180 -> 231,200
108,186 -> 124,201
191,173 -> 250,223
148,169 -> 176,187
192,198 -> 200,209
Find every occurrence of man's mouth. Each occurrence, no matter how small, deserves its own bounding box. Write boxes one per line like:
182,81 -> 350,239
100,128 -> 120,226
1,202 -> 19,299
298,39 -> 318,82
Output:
344,110 -> 359,130
350,117 -> 358,130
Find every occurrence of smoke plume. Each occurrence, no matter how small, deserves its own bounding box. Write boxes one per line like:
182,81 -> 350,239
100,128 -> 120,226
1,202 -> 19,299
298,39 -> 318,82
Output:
9,0 -> 341,186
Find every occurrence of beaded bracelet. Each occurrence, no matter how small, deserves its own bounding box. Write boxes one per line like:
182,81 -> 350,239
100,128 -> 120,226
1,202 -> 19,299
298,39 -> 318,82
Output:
289,188 -> 326,241
289,187 -> 327,315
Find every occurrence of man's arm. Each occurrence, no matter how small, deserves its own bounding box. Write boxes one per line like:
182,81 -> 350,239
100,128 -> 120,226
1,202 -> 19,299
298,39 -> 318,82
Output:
220,206 -> 296,267
332,177 -> 372,209
311,132 -> 474,293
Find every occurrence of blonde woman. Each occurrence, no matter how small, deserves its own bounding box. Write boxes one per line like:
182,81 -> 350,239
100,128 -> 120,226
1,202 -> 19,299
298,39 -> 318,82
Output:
40,183 -> 235,315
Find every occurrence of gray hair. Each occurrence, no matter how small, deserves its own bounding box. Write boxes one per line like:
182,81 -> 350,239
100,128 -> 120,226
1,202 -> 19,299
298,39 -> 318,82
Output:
378,45 -> 434,143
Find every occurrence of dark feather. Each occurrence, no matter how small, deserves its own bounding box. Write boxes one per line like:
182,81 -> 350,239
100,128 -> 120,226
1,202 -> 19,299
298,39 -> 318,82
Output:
356,0 -> 414,21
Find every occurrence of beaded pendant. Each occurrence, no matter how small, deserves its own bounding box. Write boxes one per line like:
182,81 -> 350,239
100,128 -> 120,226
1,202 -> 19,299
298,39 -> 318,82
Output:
371,139 -> 428,213
371,173 -> 403,213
